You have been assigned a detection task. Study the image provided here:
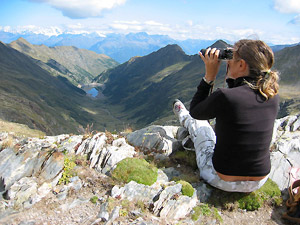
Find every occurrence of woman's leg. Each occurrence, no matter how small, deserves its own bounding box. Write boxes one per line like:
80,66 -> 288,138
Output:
173,99 -> 268,192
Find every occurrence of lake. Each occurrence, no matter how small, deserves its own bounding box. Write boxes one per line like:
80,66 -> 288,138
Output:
86,88 -> 98,98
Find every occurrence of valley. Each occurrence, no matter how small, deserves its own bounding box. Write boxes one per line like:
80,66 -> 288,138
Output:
0,37 -> 300,135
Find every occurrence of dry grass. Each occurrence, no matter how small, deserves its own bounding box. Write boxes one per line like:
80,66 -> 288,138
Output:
0,119 -> 45,138
279,84 -> 300,99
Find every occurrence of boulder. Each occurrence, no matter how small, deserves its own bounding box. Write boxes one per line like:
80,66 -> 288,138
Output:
126,125 -> 180,155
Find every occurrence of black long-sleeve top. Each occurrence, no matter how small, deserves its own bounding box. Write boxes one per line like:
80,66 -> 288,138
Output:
190,76 -> 279,176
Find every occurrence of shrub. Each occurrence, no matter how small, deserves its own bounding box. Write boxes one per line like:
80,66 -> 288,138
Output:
58,156 -> 77,185
112,158 -> 158,186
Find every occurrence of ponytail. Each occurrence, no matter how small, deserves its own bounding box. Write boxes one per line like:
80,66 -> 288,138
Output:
256,70 -> 279,100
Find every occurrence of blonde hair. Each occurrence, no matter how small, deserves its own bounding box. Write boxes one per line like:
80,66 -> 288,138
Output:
234,39 -> 279,100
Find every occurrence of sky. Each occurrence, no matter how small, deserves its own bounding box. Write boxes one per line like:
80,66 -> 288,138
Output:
1,0 -> 300,44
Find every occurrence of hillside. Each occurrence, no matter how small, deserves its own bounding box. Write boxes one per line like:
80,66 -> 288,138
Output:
9,37 -> 119,85
273,44 -> 300,117
95,41 -> 230,128
0,41 -> 125,135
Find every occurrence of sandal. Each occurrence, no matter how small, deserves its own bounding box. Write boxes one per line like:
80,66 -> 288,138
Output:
286,179 -> 300,208
283,179 -> 300,223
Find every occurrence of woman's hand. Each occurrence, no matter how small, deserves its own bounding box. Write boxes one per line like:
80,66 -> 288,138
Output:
199,48 -> 221,82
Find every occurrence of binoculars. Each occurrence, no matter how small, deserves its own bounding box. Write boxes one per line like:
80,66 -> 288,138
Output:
200,48 -> 233,60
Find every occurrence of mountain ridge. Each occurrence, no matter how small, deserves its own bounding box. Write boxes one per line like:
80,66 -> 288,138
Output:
9,37 -> 119,85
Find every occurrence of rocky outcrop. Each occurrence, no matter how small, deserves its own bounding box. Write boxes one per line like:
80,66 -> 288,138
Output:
0,130 -> 198,224
269,114 -> 300,190
0,114 -> 300,224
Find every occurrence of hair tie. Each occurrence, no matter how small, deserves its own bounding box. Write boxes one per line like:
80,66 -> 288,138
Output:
262,69 -> 271,78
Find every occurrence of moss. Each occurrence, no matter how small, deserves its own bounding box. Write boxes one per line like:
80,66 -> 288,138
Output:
90,196 -> 98,204
191,204 -> 223,223
207,179 -> 282,211
191,206 -> 202,221
172,150 -> 198,169
111,157 -> 158,186
238,192 -> 263,211
176,180 -> 194,197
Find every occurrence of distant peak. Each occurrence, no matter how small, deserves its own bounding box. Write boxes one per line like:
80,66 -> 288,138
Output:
160,44 -> 184,52
11,37 -> 31,46
210,40 -> 232,49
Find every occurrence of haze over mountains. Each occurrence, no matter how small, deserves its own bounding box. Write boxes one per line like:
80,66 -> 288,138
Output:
0,35 -> 300,135
1,31 -> 298,64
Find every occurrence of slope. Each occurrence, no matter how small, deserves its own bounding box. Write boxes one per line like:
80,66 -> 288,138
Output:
0,41 -> 124,135
273,44 -> 300,117
9,37 -> 119,85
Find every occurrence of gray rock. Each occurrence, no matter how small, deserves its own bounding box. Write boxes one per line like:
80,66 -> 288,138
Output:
291,116 -> 300,131
153,183 -> 197,220
58,135 -> 83,154
95,138 -> 136,174
39,152 -> 64,181
126,125 -> 178,156
7,177 -> 38,209
162,167 -> 181,181
269,115 -> 300,190
98,202 -> 110,221
105,206 -> 120,225
195,182 -> 212,203
0,147 -> 41,192
111,180 -> 162,204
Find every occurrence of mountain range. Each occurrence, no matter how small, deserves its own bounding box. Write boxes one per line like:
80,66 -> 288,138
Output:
1,31 -> 299,64
8,37 -> 118,85
1,36 -> 300,134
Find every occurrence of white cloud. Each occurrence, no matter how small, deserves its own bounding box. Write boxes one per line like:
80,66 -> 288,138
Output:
0,25 -> 63,36
28,0 -> 127,19
145,21 -> 164,26
273,0 -> 300,13
109,20 -> 171,34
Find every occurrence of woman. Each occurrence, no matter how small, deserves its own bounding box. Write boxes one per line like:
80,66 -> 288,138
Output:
173,39 -> 279,192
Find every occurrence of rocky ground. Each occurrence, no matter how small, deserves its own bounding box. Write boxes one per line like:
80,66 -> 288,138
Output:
1,114 -> 300,225
0,162 -> 295,225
